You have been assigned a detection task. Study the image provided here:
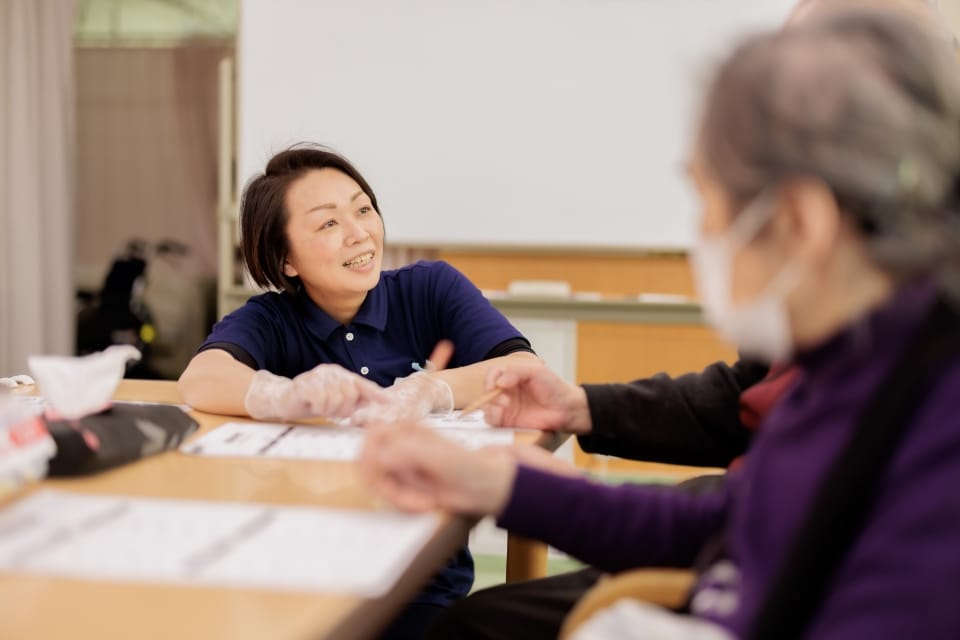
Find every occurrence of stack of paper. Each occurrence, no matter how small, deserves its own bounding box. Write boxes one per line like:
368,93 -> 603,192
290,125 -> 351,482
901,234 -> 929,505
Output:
0,490 -> 438,596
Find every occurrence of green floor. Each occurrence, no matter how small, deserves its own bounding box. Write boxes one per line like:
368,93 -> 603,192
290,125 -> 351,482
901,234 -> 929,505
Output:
472,554 -> 585,592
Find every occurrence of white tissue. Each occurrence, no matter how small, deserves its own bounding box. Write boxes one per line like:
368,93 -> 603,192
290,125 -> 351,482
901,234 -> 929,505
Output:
0,374 -> 35,388
0,394 -> 57,498
28,345 -> 142,420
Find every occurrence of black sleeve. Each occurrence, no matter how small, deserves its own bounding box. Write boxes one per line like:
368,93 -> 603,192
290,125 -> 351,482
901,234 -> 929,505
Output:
197,341 -> 258,370
577,358 -> 768,468
483,337 -> 536,360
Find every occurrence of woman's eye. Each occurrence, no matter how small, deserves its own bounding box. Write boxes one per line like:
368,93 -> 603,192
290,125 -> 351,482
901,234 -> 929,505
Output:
319,220 -> 336,230
358,206 -> 372,214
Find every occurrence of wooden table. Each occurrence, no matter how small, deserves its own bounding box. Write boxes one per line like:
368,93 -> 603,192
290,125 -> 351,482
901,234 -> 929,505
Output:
0,380 -> 724,639
0,380 -> 474,640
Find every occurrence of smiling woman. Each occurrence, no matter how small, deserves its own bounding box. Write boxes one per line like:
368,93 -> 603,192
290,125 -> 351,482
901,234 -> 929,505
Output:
176,143 -> 540,638
280,171 -> 383,321
240,149 -> 386,324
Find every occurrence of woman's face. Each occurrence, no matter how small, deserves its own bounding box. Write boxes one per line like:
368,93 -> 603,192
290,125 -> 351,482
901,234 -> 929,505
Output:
282,168 -> 385,305
688,154 -> 793,307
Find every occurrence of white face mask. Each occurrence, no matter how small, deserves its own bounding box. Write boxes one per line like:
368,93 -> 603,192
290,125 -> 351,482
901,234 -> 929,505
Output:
691,191 -> 801,363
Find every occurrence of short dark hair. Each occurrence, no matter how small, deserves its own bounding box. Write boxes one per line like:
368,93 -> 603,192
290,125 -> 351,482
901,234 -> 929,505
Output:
239,144 -> 381,295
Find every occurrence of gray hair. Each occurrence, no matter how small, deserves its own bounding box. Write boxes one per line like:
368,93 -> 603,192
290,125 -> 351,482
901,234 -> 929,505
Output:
700,7 -> 960,296
790,0 -> 959,51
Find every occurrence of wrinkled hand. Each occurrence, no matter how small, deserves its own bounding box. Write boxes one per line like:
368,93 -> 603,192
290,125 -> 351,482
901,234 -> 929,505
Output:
351,372 -> 454,426
483,362 -> 592,434
359,421 -> 516,516
243,364 -> 389,420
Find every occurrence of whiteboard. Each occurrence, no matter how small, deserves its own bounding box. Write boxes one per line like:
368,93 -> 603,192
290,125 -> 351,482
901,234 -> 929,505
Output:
238,0 -> 795,250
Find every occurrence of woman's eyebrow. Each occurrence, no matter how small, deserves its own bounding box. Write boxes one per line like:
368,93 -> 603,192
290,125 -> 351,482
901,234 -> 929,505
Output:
305,202 -> 336,214
305,191 -> 365,214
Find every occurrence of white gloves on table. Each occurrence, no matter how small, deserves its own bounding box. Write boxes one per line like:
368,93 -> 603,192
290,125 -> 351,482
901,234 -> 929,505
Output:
351,372 -> 454,425
243,364 -> 389,421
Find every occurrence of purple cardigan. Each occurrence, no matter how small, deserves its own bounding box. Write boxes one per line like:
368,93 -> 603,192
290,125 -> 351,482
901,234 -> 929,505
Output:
497,284 -> 960,638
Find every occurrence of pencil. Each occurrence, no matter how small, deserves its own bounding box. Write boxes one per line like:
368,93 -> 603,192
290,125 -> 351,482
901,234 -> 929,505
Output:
460,387 -> 503,415
423,339 -> 502,414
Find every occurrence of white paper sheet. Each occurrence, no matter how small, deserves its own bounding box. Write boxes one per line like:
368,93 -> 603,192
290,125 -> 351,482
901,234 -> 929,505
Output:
182,414 -> 516,461
424,410 -> 495,430
334,410 -> 497,430
0,490 -> 439,596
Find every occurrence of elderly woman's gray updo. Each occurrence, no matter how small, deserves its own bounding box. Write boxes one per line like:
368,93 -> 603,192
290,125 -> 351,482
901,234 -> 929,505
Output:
699,7 -> 960,299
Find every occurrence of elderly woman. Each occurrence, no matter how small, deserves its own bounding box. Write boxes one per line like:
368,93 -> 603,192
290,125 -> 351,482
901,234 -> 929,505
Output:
361,8 -> 960,639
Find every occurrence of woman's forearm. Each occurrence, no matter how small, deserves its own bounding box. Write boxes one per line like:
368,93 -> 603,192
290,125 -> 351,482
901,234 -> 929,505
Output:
434,351 -> 541,409
177,349 -> 257,416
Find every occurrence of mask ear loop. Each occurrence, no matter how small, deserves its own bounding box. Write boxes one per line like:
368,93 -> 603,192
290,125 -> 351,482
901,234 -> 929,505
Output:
725,186 -> 783,253
725,184 -> 806,321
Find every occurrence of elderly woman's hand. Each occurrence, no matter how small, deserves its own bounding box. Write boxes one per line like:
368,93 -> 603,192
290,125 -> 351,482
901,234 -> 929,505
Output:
359,421 -> 517,516
483,362 -> 592,434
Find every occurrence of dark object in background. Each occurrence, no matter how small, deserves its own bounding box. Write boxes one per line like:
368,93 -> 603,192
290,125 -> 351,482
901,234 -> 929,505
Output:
76,239 -> 190,379
45,403 -> 198,476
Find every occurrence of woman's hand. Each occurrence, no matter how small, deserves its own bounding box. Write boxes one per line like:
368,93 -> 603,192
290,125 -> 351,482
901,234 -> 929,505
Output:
243,364 -> 389,420
359,422 -> 517,517
483,362 -> 593,434
350,372 -> 454,426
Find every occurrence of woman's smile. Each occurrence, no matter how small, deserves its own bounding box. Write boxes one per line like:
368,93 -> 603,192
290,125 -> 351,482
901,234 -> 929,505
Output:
343,251 -> 376,271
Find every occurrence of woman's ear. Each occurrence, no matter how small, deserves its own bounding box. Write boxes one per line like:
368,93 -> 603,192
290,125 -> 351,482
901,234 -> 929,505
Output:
283,259 -> 298,278
779,177 -> 841,270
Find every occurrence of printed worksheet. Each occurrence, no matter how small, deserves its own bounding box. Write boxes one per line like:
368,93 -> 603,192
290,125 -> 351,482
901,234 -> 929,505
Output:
181,413 -> 516,461
423,410 -> 492,430
0,490 -> 439,596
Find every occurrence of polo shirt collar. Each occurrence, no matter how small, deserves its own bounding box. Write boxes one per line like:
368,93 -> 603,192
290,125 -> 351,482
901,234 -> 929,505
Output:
296,278 -> 389,340
352,278 -> 388,331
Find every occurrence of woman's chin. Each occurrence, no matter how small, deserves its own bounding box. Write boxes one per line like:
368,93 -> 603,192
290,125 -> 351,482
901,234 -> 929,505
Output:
351,266 -> 381,290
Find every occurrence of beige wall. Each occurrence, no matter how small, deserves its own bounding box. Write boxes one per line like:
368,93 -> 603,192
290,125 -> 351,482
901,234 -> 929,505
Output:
941,0 -> 960,31
75,46 -> 228,286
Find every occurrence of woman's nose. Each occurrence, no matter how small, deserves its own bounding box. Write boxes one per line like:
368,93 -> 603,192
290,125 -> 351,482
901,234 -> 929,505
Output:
343,217 -> 369,244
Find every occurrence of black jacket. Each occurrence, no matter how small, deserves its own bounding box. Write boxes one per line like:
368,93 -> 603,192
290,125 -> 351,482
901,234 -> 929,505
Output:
578,359 -> 768,468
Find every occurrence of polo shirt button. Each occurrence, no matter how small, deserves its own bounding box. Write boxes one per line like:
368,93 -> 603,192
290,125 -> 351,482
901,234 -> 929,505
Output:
360,366 -> 369,375
346,332 -> 355,341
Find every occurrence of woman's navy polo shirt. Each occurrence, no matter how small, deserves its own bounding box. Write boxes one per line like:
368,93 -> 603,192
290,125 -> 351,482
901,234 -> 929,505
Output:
200,260 -> 532,607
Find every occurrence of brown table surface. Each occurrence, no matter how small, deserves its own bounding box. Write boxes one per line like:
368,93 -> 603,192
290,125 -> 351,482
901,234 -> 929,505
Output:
0,380 -> 476,640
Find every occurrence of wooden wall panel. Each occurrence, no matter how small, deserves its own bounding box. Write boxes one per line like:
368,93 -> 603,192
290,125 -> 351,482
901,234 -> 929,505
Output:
573,322 -> 736,474
437,251 -> 694,297
576,323 -> 736,384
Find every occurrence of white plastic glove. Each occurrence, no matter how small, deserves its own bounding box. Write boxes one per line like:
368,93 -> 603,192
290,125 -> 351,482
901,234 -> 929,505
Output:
243,364 -> 389,421
351,372 -> 454,425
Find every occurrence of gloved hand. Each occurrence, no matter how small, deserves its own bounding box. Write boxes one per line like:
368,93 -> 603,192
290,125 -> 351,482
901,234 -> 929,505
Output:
243,364 -> 389,421
351,372 -> 454,425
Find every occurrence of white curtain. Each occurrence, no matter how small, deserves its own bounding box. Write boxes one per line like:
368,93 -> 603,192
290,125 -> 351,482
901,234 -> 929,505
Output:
0,0 -> 76,376
74,45 -> 227,282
